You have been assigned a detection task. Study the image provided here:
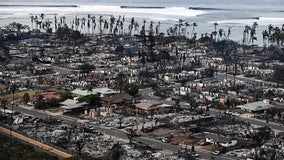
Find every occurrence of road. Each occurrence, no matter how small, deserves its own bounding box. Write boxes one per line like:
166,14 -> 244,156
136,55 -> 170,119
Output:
7,105 -> 237,160
138,87 -> 284,159
0,125 -> 72,159
139,88 -> 161,100
216,72 -> 277,86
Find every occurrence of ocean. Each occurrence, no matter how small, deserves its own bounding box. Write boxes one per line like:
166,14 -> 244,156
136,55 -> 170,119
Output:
0,0 -> 283,45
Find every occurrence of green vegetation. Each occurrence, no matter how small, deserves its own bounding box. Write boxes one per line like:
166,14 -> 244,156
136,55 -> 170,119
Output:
23,93 -> 30,104
273,65 -> 284,86
123,82 -> 139,96
78,94 -> 101,111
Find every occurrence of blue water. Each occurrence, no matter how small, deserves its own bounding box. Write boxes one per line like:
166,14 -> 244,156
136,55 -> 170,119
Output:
0,0 -> 283,45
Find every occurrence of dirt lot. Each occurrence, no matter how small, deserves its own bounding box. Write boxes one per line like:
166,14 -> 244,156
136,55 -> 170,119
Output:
145,126 -> 207,147
0,88 -> 58,104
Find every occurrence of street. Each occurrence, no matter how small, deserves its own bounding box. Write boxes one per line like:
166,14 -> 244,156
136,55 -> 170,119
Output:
7,104 -> 244,160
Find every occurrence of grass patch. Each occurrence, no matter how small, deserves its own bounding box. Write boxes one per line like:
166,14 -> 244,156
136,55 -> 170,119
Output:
0,89 -> 57,104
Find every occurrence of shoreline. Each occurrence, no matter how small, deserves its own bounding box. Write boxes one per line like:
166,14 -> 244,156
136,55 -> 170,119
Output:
0,4 -> 78,7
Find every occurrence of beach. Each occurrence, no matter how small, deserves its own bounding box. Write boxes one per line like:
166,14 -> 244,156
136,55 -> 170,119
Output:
0,0 -> 283,44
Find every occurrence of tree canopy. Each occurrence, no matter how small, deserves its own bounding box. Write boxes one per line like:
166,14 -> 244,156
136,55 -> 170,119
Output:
273,65 -> 284,86
123,83 -> 139,96
23,93 -> 30,104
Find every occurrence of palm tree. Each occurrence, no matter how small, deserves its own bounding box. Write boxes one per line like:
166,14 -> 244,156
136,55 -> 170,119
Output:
134,21 -> 140,35
176,19 -> 184,37
262,30 -> 269,46
87,14 -> 91,34
247,22 -> 258,45
140,20 -> 147,45
40,13 -> 45,20
109,15 -> 115,34
10,84 -> 17,105
80,17 -> 86,33
99,15 -> 103,34
0,99 -> 8,116
92,16 -> 97,34
74,16 -> 80,31
129,17 -> 135,36
214,22 -> 218,32
212,30 -> 217,42
167,26 -> 176,37
120,15 -> 125,35
270,27 -> 284,46
243,25 -> 251,45
155,21 -> 161,35
226,27 -> 231,39
184,22 -> 190,37
218,28 -> 224,41
54,14 -> 58,31
30,15 -> 34,30
103,19 -> 109,34
213,22 -> 218,42
44,20 -> 52,34
60,16 -> 66,25
191,22 -> 198,38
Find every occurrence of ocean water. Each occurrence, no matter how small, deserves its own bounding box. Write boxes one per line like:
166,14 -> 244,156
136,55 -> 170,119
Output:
0,0 -> 283,45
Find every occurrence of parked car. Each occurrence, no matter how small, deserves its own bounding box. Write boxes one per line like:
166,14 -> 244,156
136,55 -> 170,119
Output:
94,131 -> 103,135
199,141 -> 211,146
211,150 -> 220,155
226,152 -> 237,157
232,112 -> 240,116
191,152 -> 199,157
197,139 -> 205,145
170,141 -> 179,145
225,110 -> 232,115
140,127 -> 154,133
161,138 -> 170,143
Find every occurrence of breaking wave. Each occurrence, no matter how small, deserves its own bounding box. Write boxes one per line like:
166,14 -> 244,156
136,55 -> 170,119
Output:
214,17 -> 284,26
120,6 -> 165,9
0,4 -> 78,7
188,7 -> 225,11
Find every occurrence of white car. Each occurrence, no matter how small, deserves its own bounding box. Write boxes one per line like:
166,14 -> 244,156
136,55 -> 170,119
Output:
232,112 -> 240,116
161,138 -> 169,143
191,152 -> 199,157
211,150 -> 220,155
225,110 -> 232,114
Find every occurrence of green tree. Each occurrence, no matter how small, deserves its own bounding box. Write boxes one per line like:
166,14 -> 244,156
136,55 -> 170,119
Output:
60,91 -> 73,102
273,65 -> 284,86
46,98 -> 60,108
79,63 -> 95,74
123,83 -> 138,96
34,94 -> 46,110
85,94 -> 101,111
23,93 -> 30,104
115,72 -> 127,93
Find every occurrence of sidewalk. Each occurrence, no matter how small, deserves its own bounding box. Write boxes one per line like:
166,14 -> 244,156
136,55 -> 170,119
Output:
240,113 -> 283,127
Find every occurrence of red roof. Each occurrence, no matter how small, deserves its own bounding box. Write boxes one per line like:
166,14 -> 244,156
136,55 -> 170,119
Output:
102,93 -> 133,104
31,93 -> 61,102
42,94 -> 61,101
